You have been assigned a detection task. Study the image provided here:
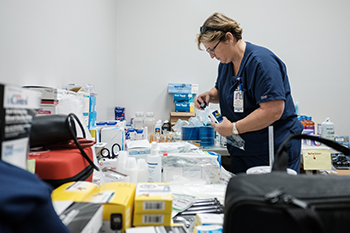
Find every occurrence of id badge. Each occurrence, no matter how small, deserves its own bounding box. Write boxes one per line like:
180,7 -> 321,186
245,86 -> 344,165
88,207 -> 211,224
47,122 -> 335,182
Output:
234,90 -> 244,113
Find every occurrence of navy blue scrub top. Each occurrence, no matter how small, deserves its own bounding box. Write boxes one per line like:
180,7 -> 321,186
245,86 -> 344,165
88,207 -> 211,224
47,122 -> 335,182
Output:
215,42 -> 303,156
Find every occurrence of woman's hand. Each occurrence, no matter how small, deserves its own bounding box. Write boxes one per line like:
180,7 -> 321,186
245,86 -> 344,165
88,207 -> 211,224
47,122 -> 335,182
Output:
195,91 -> 210,110
211,116 -> 234,137
195,87 -> 220,110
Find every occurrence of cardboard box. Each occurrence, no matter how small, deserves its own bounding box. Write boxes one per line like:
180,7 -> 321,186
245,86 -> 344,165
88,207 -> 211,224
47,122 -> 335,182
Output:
37,103 -> 58,115
133,213 -> 172,227
52,181 -> 136,233
170,112 -> 195,127
168,83 -> 199,94
22,86 -> 67,102
127,139 -> 151,157
101,127 -> 125,151
174,102 -> 194,112
302,146 -> 332,170
0,84 -> 41,169
133,183 -> 172,226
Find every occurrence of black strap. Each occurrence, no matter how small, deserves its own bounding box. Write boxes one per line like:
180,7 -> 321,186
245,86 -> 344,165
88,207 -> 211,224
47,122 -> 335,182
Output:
273,134 -> 350,172
66,113 -> 99,171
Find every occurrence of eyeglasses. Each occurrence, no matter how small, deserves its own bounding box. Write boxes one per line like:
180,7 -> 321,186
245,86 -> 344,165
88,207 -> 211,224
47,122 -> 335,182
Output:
206,39 -> 221,54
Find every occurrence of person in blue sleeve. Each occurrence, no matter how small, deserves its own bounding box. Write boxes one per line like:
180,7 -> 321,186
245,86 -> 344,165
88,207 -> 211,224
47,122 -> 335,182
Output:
195,12 -> 303,174
0,160 -> 70,233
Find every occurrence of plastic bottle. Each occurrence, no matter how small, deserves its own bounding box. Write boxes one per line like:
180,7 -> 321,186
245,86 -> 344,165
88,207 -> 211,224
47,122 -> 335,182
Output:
134,112 -> 144,130
147,141 -> 162,182
321,117 -> 335,141
124,157 -> 138,183
155,120 -> 162,136
306,116 -> 315,133
144,112 -> 155,140
137,159 -> 149,183
116,151 -> 128,174
162,120 -> 171,135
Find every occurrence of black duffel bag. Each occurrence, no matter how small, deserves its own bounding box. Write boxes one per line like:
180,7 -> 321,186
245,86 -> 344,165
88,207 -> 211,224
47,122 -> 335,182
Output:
223,134 -> 350,233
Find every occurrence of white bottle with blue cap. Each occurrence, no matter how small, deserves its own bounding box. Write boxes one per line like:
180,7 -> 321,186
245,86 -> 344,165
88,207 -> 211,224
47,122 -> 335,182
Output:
147,141 -> 162,182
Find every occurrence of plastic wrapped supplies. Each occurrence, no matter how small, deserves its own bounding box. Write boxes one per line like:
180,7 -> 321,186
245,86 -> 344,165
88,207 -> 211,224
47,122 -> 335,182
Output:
162,153 -> 220,185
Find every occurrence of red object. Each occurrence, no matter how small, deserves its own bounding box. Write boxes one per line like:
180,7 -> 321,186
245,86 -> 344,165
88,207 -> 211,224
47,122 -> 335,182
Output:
29,139 -> 96,188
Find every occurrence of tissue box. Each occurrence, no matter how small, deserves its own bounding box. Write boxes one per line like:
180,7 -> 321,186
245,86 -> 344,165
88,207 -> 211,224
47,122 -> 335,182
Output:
173,93 -> 193,102
168,83 -> 198,94
175,102 -> 194,112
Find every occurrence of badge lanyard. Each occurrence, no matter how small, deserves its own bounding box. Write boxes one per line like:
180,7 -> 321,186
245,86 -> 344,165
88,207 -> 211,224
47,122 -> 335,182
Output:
234,77 -> 244,113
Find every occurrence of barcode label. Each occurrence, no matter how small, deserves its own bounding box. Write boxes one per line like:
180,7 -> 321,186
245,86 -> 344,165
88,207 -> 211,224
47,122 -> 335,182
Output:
142,214 -> 164,224
143,201 -> 165,210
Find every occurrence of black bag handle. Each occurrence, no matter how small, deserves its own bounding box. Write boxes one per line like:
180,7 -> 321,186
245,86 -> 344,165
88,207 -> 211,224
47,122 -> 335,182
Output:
66,113 -> 99,171
273,133 -> 350,172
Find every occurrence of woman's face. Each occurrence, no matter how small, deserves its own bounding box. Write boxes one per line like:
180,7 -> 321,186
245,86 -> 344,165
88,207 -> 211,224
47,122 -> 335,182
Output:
203,39 -> 231,64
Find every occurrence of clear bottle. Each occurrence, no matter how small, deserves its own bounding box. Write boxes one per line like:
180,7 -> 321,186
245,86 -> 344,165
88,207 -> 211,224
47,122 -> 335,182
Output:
147,141 -> 162,182
144,112 -> 155,140
134,112 -> 144,130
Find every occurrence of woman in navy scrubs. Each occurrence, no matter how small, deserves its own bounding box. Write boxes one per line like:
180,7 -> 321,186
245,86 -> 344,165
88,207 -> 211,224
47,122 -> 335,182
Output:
195,12 -> 303,174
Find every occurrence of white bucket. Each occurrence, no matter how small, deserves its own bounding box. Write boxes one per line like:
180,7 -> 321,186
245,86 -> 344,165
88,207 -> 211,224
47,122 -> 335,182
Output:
246,166 -> 297,175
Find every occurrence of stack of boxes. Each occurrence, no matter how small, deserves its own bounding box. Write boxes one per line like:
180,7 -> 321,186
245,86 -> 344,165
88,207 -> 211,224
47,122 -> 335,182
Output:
23,86 -> 67,115
24,85 -> 97,129
168,83 -> 198,128
133,183 -> 173,227
68,86 -> 96,129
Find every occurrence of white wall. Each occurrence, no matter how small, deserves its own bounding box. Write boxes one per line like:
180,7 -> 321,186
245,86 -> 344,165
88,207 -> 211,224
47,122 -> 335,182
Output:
0,0 -> 117,119
1,0 -> 349,136
116,0 -> 350,136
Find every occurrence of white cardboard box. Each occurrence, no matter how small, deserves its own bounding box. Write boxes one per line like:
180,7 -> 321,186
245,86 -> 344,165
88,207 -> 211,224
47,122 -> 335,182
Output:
101,127 -> 125,151
0,84 -> 41,169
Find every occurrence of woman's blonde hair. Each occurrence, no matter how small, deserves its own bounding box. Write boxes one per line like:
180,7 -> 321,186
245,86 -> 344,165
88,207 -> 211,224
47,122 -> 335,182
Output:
196,12 -> 243,50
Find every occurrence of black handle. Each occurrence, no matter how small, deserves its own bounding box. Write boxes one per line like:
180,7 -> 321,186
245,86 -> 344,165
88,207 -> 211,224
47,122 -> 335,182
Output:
67,113 -> 100,171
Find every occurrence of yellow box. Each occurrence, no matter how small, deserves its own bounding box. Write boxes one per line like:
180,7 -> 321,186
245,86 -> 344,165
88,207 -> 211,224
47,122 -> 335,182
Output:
52,181 -> 98,202
52,181 -> 136,233
133,183 -> 172,226
83,182 -> 136,233
134,183 -> 172,214
133,213 -> 172,227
